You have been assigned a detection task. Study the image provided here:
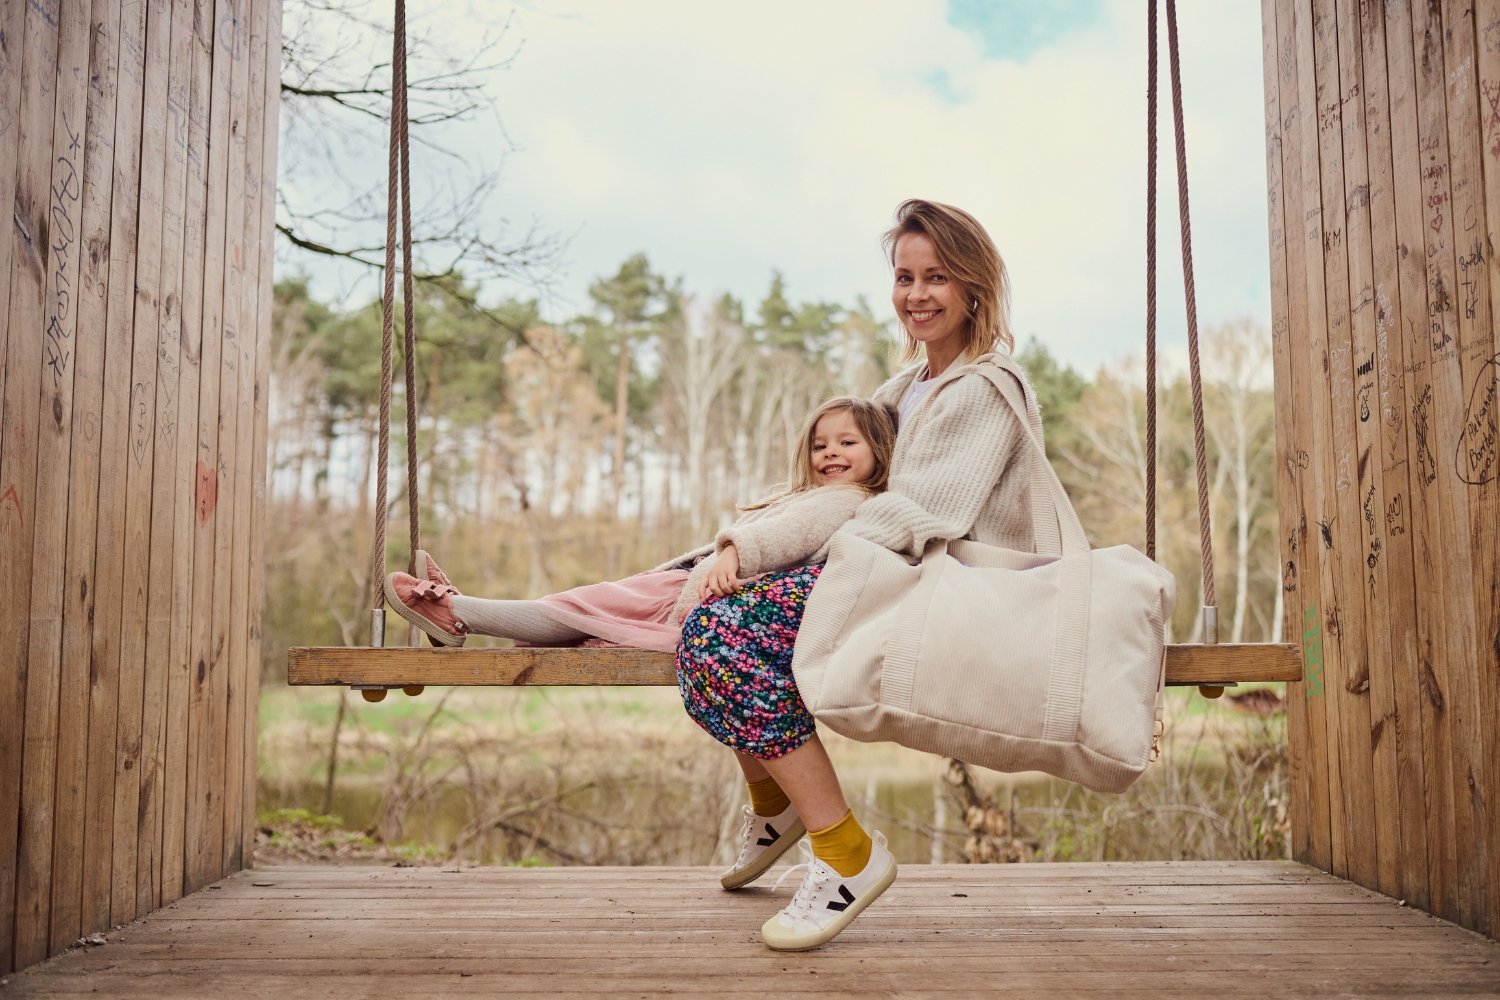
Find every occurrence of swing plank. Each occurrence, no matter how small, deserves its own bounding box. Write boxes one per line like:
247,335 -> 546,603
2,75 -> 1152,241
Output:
287,643 -> 1302,689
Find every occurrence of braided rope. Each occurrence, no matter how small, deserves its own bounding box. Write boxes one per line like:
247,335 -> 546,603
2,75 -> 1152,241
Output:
369,3 -> 402,619
1164,0 -> 1217,622
395,0 -> 421,574
1145,0 -> 1158,564
368,0 -> 422,634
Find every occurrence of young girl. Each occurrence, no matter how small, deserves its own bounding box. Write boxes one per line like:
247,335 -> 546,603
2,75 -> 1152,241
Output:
382,395 -> 898,656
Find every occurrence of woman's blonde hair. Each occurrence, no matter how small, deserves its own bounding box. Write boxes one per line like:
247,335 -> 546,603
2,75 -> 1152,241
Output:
742,396 -> 899,511
882,198 -> 1013,363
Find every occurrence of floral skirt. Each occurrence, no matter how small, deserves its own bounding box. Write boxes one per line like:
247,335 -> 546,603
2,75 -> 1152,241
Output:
674,565 -> 821,760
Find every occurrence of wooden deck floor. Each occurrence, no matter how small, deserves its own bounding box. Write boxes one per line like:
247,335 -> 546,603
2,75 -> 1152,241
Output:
6,862 -> 1499,998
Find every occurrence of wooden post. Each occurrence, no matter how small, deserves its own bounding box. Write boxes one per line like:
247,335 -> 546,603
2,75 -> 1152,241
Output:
0,0 -> 281,973
1264,0 -> 1500,941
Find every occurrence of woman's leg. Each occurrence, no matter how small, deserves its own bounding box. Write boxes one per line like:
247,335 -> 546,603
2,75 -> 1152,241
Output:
449,595 -> 591,644
758,736 -> 848,832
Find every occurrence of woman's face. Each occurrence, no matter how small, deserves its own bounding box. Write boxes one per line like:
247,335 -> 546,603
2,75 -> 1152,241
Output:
892,233 -> 967,358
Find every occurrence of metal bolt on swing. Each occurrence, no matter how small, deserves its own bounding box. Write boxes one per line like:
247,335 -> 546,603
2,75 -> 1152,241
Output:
1196,605 -> 1231,699
359,610 -> 391,701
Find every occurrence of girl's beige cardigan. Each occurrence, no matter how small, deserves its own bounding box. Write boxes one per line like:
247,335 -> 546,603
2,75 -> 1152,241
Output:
845,352 -> 1038,557
654,483 -> 870,625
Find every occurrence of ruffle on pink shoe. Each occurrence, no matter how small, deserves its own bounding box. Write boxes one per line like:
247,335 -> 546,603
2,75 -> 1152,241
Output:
386,571 -> 469,645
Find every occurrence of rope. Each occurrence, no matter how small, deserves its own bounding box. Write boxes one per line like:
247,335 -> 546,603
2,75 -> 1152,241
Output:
1163,0 -> 1217,624
395,0 -> 421,574
368,0 -> 422,634
1145,0 -> 1158,563
369,7 -> 400,616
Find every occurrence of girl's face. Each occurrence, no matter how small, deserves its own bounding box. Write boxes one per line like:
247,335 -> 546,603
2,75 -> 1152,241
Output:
810,409 -> 877,486
892,233 -> 967,356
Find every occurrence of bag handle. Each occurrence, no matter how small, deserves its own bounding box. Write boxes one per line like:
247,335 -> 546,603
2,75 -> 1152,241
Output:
973,361 -> 1090,556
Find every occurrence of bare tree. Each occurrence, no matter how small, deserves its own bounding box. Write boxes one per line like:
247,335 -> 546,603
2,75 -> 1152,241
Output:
276,0 -> 562,328
1203,320 -> 1277,643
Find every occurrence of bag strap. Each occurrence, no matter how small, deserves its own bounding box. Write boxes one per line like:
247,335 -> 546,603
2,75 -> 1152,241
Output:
970,359 -> 1089,556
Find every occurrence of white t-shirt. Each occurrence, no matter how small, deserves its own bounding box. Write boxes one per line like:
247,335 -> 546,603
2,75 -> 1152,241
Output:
898,373 -> 939,427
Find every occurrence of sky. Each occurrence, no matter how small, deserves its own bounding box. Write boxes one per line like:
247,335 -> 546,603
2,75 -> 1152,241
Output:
289,0 -> 1273,377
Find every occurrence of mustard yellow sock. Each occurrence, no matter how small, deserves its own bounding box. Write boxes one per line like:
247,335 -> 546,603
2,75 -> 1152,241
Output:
747,777 -> 791,817
809,810 -> 872,878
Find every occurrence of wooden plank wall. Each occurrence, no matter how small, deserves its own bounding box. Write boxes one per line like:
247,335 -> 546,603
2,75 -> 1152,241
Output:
1263,0 -> 1500,941
0,0 -> 282,973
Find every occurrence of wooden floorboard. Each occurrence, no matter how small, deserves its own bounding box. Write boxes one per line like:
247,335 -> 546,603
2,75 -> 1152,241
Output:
5,863 -> 1497,998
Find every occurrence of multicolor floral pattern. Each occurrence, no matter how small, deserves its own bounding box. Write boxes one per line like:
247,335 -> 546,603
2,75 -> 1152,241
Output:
675,565 -> 822,760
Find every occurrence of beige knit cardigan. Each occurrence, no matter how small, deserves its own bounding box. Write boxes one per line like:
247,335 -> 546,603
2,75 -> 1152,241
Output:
653,483 -> 871,626
843,352 -> 1039,558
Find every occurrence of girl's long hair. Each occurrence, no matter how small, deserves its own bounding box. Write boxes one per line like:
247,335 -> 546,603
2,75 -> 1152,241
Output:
741,396 -> 899,511
883,198 -> 1013,364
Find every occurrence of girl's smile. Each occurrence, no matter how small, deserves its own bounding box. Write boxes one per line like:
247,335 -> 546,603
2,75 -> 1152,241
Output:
811,410 -> 877,486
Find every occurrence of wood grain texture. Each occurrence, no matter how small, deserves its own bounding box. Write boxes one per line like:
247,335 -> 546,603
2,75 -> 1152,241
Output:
208,0 -> 253,884
1263,0 -> 1326,873
243,0 -> 282,868
99,0 -> 148,932
6,0 -> 67,970
25,0 -> 92,961
1,0 -> 277,974
1307,0 -> 1379,888
0,0 -> 38,968
1268,0 -> 1498,941
1468,0 -> 1500,942
51,0 -> 125,952
1435,0 -> 1497,939
286,643 -> 1302,687
1329,0 -> 1402,900
1404,0 -> 1476,928
182,0 -> 234,903
7,863 -> 1499,999
75,0 -> 128,940
1351,0 -> 1432,912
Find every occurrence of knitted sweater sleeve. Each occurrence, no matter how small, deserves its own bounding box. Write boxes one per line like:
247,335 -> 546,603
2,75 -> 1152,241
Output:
716,485 -> 867,575
842,373 -> 1024,559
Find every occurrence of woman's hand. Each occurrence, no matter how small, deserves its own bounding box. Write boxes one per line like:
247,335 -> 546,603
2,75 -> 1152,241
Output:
699,543 -> 743,600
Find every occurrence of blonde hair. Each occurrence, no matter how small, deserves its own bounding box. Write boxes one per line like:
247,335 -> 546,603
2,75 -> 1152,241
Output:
741,396 -> 899,511
883,198 -> 1013,363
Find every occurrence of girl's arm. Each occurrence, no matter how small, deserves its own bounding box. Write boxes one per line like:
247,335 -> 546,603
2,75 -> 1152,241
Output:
714,484 -> 867,576
841,374 -> 1024,558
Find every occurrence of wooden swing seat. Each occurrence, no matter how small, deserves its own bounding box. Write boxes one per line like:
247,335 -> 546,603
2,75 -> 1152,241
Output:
287,642 -> 1302,700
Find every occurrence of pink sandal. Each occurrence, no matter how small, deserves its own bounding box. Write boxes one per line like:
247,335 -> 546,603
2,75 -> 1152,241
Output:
384,571 -> 470,647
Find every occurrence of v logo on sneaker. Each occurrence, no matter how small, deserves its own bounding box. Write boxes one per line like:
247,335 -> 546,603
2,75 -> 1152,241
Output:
720,805 -> 806,891
762,832 -> 897,951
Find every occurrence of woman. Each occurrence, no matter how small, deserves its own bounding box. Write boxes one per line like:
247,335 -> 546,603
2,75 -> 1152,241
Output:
675,198 -> 1037,952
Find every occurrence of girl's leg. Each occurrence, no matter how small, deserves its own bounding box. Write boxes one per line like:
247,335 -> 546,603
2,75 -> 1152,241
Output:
449,596 -> 591,644
733,751 -> 791,818
734,752 -> 771,785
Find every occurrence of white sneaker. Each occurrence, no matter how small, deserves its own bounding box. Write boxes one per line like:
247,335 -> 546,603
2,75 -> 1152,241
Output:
761,832 -> 897,951
720,804 -> 806,890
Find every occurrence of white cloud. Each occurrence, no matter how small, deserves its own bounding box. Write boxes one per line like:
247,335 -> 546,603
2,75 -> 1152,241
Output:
420,0 -> 1273,375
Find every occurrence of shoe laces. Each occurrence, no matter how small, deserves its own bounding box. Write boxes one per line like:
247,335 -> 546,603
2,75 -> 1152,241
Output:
772,841 -> 833,922
732,806 -> 757,866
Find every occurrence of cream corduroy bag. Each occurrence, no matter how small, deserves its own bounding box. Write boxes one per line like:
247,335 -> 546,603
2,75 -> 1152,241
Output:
791,361 -> 1177,794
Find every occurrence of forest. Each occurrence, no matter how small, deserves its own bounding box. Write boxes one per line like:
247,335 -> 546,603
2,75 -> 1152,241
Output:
261,260 -> 1283,674
257,262 -> 1288,868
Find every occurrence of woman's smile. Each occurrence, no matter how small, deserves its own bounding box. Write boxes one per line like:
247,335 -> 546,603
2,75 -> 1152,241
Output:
892,232 -> 967,374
